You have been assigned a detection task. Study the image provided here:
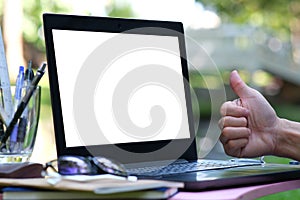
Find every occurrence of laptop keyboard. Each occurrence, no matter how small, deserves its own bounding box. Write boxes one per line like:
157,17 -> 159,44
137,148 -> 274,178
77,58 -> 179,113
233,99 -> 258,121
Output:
127,159 -> 262,177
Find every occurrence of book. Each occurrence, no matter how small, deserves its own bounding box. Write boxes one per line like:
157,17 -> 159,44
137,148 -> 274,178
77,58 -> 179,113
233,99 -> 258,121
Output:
0,176 -> 183,194
0,162 -> 42,178
2,187 -> 178,199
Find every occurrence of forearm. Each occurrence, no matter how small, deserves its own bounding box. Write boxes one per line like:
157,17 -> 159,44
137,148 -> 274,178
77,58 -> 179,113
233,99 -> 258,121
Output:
274,118 -> 300,161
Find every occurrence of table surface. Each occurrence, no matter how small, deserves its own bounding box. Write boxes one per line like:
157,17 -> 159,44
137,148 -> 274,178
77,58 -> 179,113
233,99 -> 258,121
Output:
169,179 -> 300,200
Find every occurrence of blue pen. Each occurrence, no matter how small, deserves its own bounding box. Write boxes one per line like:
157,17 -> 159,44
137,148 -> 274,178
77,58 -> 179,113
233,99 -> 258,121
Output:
17,61 -> 34,150
10,66 -> 25,151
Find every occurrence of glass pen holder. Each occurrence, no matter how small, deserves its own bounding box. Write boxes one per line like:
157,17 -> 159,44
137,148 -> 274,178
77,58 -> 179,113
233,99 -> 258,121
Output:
0,86 -> 41,163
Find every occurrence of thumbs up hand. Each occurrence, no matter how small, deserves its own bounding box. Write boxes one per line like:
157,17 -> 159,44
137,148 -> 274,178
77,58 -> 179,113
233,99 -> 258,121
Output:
219,70 -> 280,158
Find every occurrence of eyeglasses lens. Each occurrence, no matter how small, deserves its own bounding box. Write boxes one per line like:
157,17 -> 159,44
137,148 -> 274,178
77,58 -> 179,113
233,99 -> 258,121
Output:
58,156 -> 92,175
45,156 -> 128,177
93,157 -> 128,176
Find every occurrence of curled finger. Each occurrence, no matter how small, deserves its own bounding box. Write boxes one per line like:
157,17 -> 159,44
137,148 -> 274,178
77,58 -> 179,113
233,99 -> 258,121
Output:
218,116 -> 248,130
219,127 -> 250,144
220,101 -> 249,117
223,138 -> 249,157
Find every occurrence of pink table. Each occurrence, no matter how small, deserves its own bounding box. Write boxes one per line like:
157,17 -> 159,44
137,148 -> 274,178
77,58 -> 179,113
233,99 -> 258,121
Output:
170,179 -> 300,200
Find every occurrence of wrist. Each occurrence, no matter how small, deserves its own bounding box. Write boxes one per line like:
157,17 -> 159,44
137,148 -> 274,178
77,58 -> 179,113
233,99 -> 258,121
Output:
273,118 -> 285,157
273,118 -> 300,161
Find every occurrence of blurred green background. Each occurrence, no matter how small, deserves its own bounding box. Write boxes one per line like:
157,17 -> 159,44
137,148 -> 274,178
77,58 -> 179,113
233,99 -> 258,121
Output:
0,0 -> 299,199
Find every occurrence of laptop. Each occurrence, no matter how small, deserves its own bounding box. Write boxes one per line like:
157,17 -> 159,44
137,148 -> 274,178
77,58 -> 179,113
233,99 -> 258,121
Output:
43,13 -> 300,190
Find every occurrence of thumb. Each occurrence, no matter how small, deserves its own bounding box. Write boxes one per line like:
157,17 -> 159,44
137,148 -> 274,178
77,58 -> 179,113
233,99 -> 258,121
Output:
230,70 -> 252,99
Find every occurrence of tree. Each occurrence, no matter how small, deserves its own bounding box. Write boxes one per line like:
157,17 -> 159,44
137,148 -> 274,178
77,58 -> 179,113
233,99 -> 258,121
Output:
199,0 -> 298,38
199,0 -> 300,63
0,0 -> 71,77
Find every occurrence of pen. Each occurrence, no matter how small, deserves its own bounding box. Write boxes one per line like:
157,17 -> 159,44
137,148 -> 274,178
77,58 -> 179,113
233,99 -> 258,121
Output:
24,60 -> 34,84
10,66 -> 25,151
17,60 -> 34,149
0,121 -> 4,137
13,66 -> 25,111
0,63 -> 46,147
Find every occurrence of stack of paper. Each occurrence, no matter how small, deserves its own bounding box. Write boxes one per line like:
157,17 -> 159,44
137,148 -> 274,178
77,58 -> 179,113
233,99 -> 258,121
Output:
0,175 -> 183,199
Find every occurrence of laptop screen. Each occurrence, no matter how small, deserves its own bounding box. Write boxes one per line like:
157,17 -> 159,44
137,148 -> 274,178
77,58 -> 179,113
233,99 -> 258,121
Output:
53,30 -> 191,147
44,14 -> 197,163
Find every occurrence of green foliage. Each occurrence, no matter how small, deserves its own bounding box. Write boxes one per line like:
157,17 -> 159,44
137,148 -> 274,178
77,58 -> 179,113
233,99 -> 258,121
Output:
274,104 -> 300,122
199,0 -> 299,41
20,0 -> 135,52
22,0 -> 72,51
106,0 -> 136,18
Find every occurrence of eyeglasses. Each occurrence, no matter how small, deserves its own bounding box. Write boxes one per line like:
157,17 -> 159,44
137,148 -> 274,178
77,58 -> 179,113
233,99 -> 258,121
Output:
43,155 -> 128,177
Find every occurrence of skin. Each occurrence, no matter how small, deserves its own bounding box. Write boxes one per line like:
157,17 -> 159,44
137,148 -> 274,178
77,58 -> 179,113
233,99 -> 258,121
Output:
218,70 -> 300,161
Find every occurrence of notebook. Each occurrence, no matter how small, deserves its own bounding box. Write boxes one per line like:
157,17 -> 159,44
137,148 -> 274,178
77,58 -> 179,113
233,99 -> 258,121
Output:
43,13 -> 300,190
